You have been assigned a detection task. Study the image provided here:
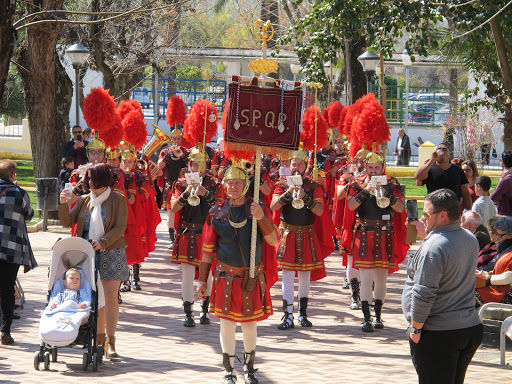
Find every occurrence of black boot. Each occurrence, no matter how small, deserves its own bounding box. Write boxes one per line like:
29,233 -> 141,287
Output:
200,296 -> 211,325
298,297 -> 313,327
223,353 -> 237,384
373,299 -> 384,329
349,278 -> 361,310
277,300 -> 294,330
333,236 -> 339,251
361,301 -> 374,332
183,301 -> 195,327
168,228 -> 175,250
132,264 -> 141,290
244,350 -> 259,384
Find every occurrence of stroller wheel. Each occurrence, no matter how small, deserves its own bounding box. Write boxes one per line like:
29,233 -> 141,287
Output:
82,352 -> 88,371
43,352 -> 50,370
92,352 -> 99,371
51,347 -> 58,362
34,351 -> 40,371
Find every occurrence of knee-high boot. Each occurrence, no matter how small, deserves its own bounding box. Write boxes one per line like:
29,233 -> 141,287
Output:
244,350 -> 259,384
200,296 -> 210,325
373,299 -> 384,329
361,301 -> 374,332
349,278 -> 361,310
183,301 -> 195,327
277,300 -> 294,330
132,264 -> 141,290
298,297 -> 313,327
223,352 -> 237,384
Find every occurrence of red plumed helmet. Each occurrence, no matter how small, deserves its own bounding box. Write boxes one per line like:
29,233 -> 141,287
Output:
322,105 -> 331,127
166,95 -> 187,127
328,102 -> 344,130
343,99 -> 364,138
337,105 -> 349,137
83,87 -> 118,134
301,106 -> 329,151
183,99 -> 218,146
352,93 -> 390,148
118,99 -> 142,122
122,109 -> 147,150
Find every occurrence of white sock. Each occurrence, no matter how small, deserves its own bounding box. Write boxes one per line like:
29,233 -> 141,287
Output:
181,263 -> 195,303
297,271 -> 311,299
241,321 -> 257,353
220,319 -> 237,367
281,269 -> 295,312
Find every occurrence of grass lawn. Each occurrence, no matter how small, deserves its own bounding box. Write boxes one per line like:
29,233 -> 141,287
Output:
15,160 -> 36,184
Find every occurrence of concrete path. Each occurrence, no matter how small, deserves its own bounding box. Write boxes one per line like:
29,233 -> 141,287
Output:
2,213 -> 512,383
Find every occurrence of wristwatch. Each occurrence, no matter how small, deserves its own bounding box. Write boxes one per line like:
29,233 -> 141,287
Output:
408,325 -> 422,335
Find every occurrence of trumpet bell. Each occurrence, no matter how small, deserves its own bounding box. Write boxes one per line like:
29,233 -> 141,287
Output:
292,198 -> 304,209
188,194 -> 201,206
376,196 -> 390,208
174,147 -> 183,158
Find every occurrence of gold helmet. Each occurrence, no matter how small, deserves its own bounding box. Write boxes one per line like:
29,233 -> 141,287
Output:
169,128 -> 183,138
224,159 -> 250,197
354,143 -> 370,160
290,142 -> 308,163
121,150 -> 137,161
189,144 -> 209,164
278,151 -> 292,162
366,142 -> 385,164
105,147 -> 122,160
86,130 -> 106,151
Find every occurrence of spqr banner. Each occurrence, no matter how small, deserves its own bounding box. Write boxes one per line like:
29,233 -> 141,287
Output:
224,76 -> 302,152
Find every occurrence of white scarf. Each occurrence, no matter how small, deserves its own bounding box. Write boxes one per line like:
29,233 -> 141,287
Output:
89,187 -> 111,242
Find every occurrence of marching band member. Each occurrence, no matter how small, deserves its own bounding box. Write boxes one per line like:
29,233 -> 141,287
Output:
198,160 -> 278,384
171,146 -> 225,327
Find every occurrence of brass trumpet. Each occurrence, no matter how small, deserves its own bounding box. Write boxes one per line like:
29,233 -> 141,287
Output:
292,187 -> 304,209
243,160 -> 254,172
375,183 -> 390,208
187,177 -> 202,206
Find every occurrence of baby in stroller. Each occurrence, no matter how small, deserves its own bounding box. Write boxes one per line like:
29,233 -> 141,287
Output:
49,268 -> 90,310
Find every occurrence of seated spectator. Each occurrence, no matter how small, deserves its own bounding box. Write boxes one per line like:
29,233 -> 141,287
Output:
62,125 -> 88,168
490,150 -> 512,216
59,157 -> 74,193
82,127 -> 92,141
472,175 -> 497,227
475,216 -> 512,306
478,215 -> 504,271
461,211 -> 491,251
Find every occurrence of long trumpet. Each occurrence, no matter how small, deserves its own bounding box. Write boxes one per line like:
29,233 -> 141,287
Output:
292,187 -> 304,209
375,183 -> 390,208
187,177 -> 203,206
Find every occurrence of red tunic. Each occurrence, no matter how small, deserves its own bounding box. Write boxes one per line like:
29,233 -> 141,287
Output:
202,200 -> 277,323
273,182 -> 335,281
342,175 -> 408,272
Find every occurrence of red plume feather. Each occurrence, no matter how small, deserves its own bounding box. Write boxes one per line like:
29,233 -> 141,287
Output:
343,99 -> 364,138
337,105 -> 349,137
83,87 -> 118,134
183,99 -> 218,146
322,105 -> 331,127
300,106 -> 329,151
352,93 -> 390,147
100,117 -> 124,149
328,102 -> 344,129
221,99 -> 230,134
122,109 -> 147,150
166,95 -> 187,127
118,99 -> 142,122
180,120 -> 193,149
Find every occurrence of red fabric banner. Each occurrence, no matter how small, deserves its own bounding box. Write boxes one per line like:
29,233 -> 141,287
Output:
224,76 -> 302,151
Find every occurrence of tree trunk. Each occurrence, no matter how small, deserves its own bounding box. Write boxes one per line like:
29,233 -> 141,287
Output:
15,0 -> 72,179
503,105 -> 512,151
0,0 -> 17,110
344,38 -> 366,104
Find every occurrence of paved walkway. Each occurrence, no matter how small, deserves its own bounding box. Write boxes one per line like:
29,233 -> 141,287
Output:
2,214 -> 512,383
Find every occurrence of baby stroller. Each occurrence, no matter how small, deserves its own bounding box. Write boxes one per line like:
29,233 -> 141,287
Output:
34,237 -> 103,371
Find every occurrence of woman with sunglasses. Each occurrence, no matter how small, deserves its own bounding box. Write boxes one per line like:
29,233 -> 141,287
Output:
475,216 -> 512,307
59,162 -> 128,358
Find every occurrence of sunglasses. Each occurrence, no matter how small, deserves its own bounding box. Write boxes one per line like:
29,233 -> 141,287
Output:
422,211 -> 440,219
88,150 -> 104,155
73,131 -> 82,134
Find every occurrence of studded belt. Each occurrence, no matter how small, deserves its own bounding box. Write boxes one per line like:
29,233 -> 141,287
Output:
357,219 -> 393,260
175,222 -> 204,261
277,222 -> 317,265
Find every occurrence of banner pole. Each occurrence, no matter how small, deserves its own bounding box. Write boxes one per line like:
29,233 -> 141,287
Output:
250,145 -> 262,279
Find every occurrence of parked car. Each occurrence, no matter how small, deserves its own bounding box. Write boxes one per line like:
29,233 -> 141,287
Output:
410,102 -> 449,124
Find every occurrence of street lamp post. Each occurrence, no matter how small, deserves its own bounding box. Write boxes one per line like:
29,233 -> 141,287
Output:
323,61 -> 333,104
402,49 -> 412,135
65,43 -> 89,127
357,50 -> 380,94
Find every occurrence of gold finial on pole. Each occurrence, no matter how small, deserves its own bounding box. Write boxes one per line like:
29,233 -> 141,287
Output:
249,20 -> 278,75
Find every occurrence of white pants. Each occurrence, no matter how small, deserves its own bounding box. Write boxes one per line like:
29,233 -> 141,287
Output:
181,263 -> 212,304
281,269 -> 311,312
359,268 -> 388,303
220,319 -> 257,367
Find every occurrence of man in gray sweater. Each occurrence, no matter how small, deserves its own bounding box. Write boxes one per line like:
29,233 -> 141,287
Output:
403,189 -> 482,384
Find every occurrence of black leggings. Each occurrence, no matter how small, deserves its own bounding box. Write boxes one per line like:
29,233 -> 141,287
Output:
0,260 -> 20,334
